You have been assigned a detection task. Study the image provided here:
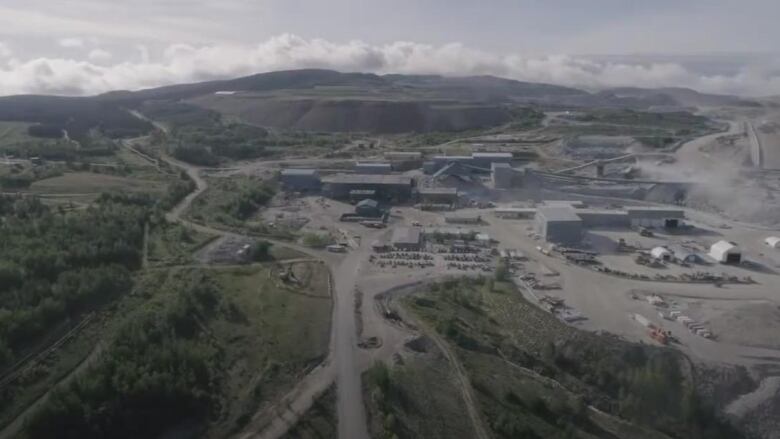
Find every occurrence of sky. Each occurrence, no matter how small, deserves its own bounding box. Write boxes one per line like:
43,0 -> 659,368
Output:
1,0 -> 780,96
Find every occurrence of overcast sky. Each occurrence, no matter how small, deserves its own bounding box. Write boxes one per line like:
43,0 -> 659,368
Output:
1,0 -> 779,96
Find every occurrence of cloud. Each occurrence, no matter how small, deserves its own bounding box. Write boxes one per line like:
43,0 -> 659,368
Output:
87,48 -> 112,62
58,37 -> 85,48
0,42 -> 11,58
0,33 -> 779,97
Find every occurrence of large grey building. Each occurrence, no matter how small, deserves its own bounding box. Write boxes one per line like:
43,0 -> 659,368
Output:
321,174 -> 414,201
417,187 -> 458,205
280,168 -> 321,191
535,206 -> 583,245
354,162 -> 392,174
384,151 -> 423,171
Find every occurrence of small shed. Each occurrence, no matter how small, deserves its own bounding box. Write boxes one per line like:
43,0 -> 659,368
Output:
650,246 -> 672,261
709,240 -> 741,264
765,236 -> 780,249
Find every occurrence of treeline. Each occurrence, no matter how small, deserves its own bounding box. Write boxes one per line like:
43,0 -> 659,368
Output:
0,194 -> 149,370
0,95 -> 151,142
142,101 -> 273,164
26,272 -> 226,439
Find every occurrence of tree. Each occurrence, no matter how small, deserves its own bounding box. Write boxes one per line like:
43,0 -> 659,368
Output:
250,240 -> 273,261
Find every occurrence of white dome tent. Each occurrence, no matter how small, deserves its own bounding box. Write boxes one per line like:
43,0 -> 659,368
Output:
650,246 -> 672,261
709,240 -> 741,264
765,236 -> 780,249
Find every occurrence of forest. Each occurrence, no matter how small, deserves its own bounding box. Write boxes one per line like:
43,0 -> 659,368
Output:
0,194 -> 149,370
25,272 -> 225,439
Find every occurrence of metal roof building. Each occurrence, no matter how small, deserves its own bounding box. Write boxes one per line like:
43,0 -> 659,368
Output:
391,227 -> 423,250
535,206 -> 583,245
355,162 -> 392,174
321,174 -> 413,201
280,168 -> 321,191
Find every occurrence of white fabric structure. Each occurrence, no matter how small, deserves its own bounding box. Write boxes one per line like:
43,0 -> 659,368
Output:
650,246 -> 672,260
709,240 -> 741,263
765,236 -> 780,249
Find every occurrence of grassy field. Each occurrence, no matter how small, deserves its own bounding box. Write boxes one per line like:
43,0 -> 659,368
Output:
364,355 -> 477,439
206,264 -> 332,437
187,176 -> 296,240
281,384 -> 338,439
28,172 -> 167,195
0,122 -> 37,147
147,222 -> 218,267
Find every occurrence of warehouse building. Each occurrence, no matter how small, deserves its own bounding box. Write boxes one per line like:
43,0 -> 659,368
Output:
355,162 -> 392,174
391,227 -> 423,251
321,174 -> 414,201
626,207 -> 685,228
418,187 -> 458,205
384,151 -> 423,171
279,168 -> 321,191
349,189 -> 376,203
575,209 -> 630,228
535,206 -> 583,245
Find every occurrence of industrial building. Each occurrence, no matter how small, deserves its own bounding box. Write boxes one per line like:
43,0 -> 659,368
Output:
428,152 -> 513,173
321,174 -> 414,201
354,162 -> 392,174
575,209 -> 630,228
709,240 -> 742,264
384,151 -> 423,171
542,200 -> 586,209
417,187 -> 458,205
349,189 -> 376,203
626,207 -> 685,228
391,227 -> 423,251
491,163 -> 524,188
280,168 -> 321,191
535,207 -> 583,245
